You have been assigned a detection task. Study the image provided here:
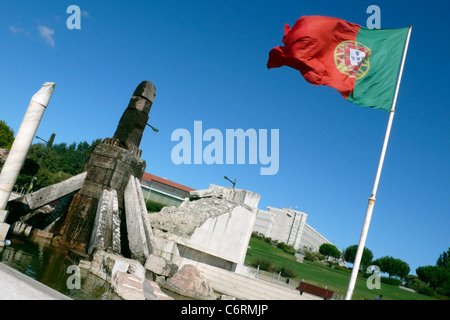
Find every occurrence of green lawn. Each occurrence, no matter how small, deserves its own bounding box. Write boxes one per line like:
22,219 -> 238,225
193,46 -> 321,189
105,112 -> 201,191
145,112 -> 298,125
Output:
245,237 -> 436,300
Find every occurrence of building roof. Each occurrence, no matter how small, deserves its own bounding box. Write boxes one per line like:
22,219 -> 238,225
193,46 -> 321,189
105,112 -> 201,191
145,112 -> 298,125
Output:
141,172 -> 195,193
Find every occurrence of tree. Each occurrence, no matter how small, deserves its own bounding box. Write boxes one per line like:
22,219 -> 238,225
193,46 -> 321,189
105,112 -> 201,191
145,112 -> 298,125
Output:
395,259 -> 411,279
344,244 -> 373,270
0,120 -> 14,149
373,256 -> 410,279
414,248 -> 450,297
437,248 -> 450,272
319,243 -> 341,260
416,266 -> 450,292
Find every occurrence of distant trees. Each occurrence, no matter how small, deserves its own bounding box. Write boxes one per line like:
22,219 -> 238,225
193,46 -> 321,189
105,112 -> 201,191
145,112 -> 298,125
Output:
372,256 -> 410,279
1,118 -> 102,189
14,138 -> 102,192
28,139 -> 102,176
340,245 -> 450,298
416,266 -> 449,293
415,248 -> 450,296
343,245 -> 412,282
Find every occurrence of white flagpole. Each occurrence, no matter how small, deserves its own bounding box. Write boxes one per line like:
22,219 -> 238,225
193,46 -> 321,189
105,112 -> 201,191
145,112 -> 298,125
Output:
345,26 -> 412,300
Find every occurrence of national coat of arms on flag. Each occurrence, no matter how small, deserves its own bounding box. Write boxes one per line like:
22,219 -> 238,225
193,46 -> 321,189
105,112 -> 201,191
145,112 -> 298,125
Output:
267,15 -> 410,111
334,41 -> 371,79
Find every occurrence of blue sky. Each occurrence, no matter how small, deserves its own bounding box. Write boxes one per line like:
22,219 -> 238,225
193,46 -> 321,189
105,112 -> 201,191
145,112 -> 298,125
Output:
0,0 -> 448,276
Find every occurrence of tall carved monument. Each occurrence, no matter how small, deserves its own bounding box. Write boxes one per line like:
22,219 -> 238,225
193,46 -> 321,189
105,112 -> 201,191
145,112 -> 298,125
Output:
56,81 -> 157,262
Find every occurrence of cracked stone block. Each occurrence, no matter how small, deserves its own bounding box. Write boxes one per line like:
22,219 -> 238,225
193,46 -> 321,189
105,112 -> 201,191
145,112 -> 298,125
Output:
88,189 -> 121,255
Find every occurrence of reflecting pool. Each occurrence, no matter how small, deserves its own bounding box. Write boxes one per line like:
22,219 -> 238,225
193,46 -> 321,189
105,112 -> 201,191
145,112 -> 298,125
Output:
0,236 -> 120,300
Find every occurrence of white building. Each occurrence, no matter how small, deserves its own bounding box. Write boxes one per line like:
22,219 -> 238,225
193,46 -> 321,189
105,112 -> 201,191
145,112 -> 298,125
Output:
253,206 -> 334,253
300,223 -> 334,252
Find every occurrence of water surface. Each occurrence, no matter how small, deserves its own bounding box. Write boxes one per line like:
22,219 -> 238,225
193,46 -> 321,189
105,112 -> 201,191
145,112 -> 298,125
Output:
0,237 -> 119,300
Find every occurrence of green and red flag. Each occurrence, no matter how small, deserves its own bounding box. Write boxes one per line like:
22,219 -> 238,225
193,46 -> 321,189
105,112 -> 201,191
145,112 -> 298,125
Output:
267,15 -> 410,111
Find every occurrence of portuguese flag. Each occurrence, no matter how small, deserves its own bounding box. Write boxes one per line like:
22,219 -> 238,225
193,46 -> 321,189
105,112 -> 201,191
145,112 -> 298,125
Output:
267,16 -> 410,111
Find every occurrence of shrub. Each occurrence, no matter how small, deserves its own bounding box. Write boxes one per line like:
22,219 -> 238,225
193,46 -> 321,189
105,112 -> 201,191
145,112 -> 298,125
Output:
268,263 -> 279,273
380,277 -> 402,286
274,241 -> 296,255
279,266 -> 298,278
417,286 -> 435,297
251,257 -> 275,271
251,232 -> 264,240
145,199 -> 166,213
436,285 -> 450,297
316,253 -> 326,261
404,275 -> 426,291
326,261 -> 339,268
277,242 -> 287,251
304,252 -> 317,262
284,245 -> 297,255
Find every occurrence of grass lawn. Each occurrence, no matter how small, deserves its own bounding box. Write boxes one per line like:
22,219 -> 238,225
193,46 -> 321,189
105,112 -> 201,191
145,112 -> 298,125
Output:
245,237 -> 437,300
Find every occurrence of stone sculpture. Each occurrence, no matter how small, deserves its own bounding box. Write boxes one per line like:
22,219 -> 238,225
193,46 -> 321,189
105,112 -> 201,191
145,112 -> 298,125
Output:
55,81 -> 157,262
149,184 -> 260,272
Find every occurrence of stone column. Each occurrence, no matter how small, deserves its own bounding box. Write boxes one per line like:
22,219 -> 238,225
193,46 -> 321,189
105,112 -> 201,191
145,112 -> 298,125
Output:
88,189 -> 121,255
124,175 -> 157,263
0,82 -> 55,245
